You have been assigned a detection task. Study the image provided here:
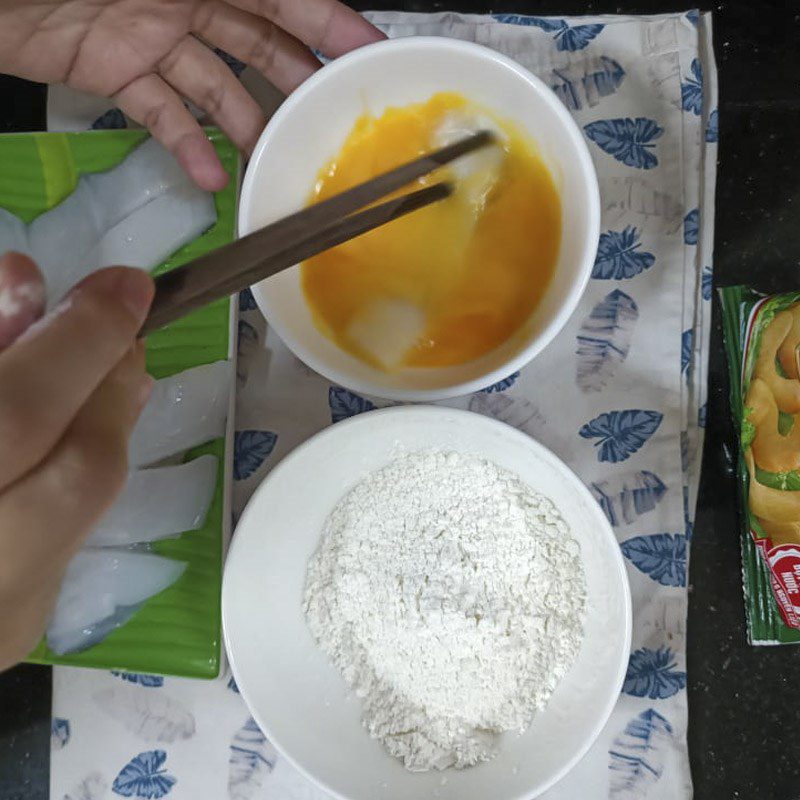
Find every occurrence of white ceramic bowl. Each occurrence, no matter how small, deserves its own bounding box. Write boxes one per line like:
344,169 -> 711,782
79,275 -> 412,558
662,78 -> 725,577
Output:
239,37 -> 600,401
223,407 -> 631,800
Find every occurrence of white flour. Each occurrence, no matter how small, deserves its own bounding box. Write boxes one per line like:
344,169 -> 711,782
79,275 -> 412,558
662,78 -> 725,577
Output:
303,450 -> 587,771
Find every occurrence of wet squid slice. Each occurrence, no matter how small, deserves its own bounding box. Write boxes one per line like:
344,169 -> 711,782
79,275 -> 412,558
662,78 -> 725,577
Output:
745,378 -> 800,473
128,360 -> 232,467
86,455 -> 218,547
0,137 -> 217,306
46,548 -> 186,655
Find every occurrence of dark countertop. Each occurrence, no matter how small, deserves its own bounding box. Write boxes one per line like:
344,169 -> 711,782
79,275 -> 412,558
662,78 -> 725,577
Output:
1,2 -> 798,798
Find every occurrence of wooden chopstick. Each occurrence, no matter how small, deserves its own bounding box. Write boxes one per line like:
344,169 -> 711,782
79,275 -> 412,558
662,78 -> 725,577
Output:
139,130 -> 495,336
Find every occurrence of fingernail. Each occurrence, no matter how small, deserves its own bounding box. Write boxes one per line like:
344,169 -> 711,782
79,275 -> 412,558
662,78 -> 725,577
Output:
81,268 -> 154,322
117,270 -> 155,321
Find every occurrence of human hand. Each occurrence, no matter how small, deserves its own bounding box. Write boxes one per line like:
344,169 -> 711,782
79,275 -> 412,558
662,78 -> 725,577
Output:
0,252 -> 153,670
0,0 -> 384,191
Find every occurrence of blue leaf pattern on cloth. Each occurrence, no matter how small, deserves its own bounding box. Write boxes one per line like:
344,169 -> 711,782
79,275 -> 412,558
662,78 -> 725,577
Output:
702,266 -> 713,301
112,750 -> 176,799
111,672 -> 164,688
680,431 -> 690,473
686,9 -> 699,25
237,320 -> 258,352
620,533 -> 687,587
329,386 -> 376,423
483,372 -> 520,393
550,57 -> 625,111
234,430 -> 277,481
609,708 -> 674,796
683,208 -> 699,245
623,647 -> 687,698
238,288 -> 257,312
591,470 -> 667,527
227,676 -> 239,694
576,289 -> 639,391
683,485 -> 694,540
229,717 -> 277,800
584,118 -> 663,169
491,16 -> 604,51
51,717 -> 70,750
580,409 -> 663,463
592,227 -> 655,280
92,108 -> 127,130
681,58 -> 703,115
698,402 -> 707,428
705,108 -> 719,143
492,14 -> 565,31
681,329 -> 693,375
558,23 -> 605,52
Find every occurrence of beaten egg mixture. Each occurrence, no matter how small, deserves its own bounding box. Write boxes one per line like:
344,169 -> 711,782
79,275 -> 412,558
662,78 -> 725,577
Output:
301,92 -> 561,370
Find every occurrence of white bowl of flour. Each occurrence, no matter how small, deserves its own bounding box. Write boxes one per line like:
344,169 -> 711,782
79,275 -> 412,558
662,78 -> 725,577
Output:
223,407 -> 631,800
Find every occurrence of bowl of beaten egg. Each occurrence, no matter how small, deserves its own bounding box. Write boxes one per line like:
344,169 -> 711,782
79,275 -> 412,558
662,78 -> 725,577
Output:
239,37 -> 600,400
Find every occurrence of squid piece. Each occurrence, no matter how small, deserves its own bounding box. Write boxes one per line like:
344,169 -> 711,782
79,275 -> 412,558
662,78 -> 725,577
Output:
0,137 -> 217,306
346,299 -> 426,370
128,360 -> 232,467
86,455 -> 218,547
756,517 -> 800,547
83,136 -> 191,229
46,548 -> 186,655
754,311 -> 800,413
745,378 -> 800,473
0,207 -> 29,254
28,182 -> 104,301
745,449 -> 800,523
777,303 -> 800,380
432,112 -> 507,217
83,184 -> 216,272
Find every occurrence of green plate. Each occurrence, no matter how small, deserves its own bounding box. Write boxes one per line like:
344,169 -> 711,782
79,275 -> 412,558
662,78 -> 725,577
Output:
0,128 -> 239,678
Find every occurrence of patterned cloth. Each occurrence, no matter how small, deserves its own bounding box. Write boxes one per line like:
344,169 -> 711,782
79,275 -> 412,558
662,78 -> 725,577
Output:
48,10 -> 716,800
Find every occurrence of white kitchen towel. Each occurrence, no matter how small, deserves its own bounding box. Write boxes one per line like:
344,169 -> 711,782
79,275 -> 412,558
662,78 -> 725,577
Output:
48,10 -> 716,800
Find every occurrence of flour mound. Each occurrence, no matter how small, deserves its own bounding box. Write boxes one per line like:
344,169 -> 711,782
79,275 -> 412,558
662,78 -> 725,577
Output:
303,450 -> 586,771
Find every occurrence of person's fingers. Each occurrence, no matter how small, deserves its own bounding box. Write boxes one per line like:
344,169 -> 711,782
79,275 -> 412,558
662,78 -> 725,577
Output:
0,267 -> 152,489
157,35 -> 265,155
115,73 -> 229,191
0,344 -> 150,666
194,1 -> 320,94
0,252 -> 45,350
226,0 -> 385,58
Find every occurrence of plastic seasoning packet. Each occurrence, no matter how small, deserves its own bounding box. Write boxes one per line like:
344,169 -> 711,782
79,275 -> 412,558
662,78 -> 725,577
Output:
721,285 -> 800,644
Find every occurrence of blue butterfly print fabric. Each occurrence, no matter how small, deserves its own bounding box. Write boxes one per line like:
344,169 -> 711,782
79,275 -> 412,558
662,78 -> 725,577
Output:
233,430 -> 278,480
620,533 -> 687,587
492,15 -> 605,51
579,410 -> 663,463
681,59 -> 703,115
592,228 -> 655,280
623,647 -> 687,699
112,750 -> 176,799
328,386 -> 376,423
584,118 -> 663,169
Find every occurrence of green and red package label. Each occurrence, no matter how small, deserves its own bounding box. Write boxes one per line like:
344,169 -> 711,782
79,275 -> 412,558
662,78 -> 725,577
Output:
721,286 -> 800,644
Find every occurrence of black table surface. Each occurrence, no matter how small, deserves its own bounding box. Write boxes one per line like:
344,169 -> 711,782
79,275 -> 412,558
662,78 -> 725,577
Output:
1,2 -> 798,798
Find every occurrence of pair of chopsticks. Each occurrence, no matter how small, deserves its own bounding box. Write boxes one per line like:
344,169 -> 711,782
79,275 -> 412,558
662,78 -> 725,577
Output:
139,130 -> 496,336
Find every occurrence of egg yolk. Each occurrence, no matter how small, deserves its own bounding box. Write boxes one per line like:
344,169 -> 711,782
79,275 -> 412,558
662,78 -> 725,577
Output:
300,92 -> 561,370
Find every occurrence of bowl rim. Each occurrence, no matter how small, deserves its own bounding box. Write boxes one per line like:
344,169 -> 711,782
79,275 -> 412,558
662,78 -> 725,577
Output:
223,405 -> 632,800
239,36 -> 601,402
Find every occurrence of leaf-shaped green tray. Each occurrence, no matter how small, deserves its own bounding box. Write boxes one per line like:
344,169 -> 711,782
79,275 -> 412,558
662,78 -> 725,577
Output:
0,128 -> 239,678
